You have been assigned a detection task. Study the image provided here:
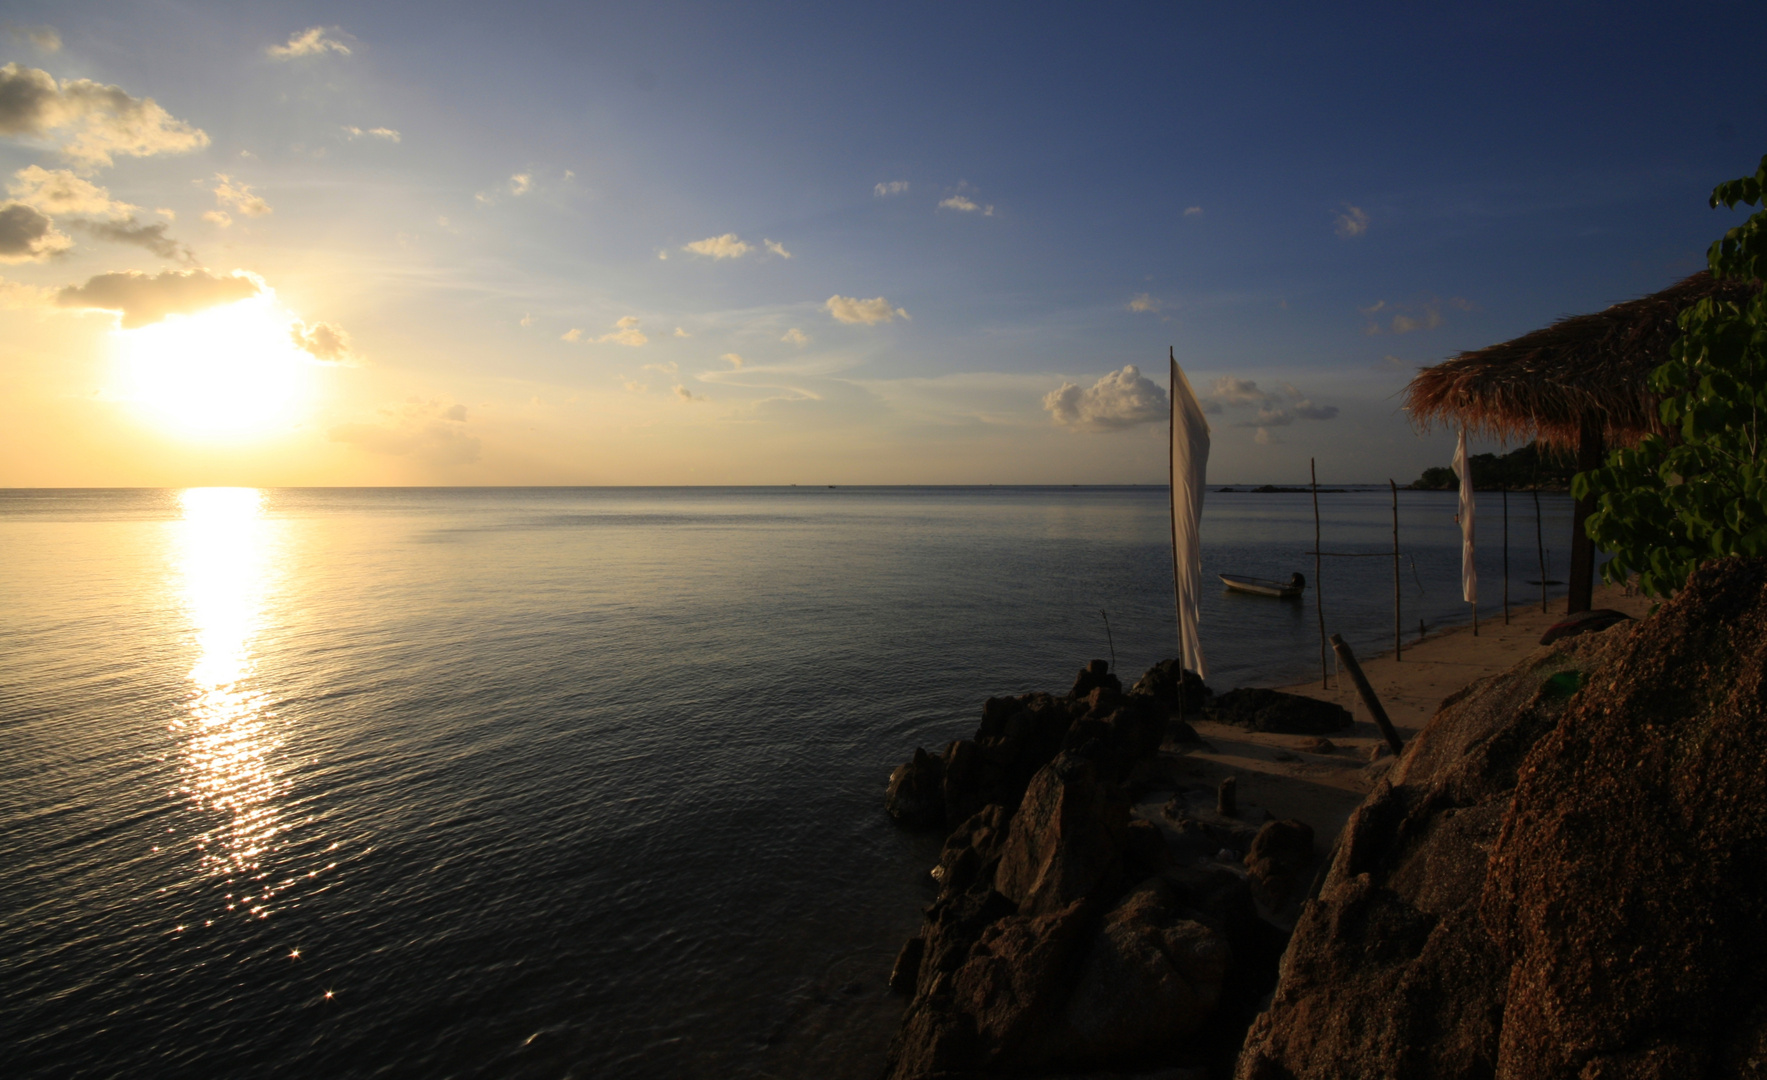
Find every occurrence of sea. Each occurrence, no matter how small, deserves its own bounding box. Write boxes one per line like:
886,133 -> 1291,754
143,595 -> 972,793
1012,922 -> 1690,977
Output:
0,485 -> 1578,1079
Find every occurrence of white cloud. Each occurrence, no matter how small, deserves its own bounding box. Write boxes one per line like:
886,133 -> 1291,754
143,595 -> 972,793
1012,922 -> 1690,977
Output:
0,202 -> 69,261
1043,365 -> 1168,431
519,312 -> 535,327
673,326 -> 690,338
0,274 -> 54,308
1183,206 -> 1202,217
7,165 -> 133,217
0,63 -> 209,169
1210,377 -> 1270,406
291,320 -> 350,362
343,125 -> 401,142
623,379 -> 647,393
781,327 -> 809,346
212,174 -> 271,217
683,233 -> 751,259
1128,293 -> 1159,314
826,294 -> 907,325
568,315 -> 648,346
763,238 -> 791,259
939,194 -> 994,215
5,24 -> 61,53
643,361 -> 678,375
508,173 -> 532,196
203,209 -> 232,228
657,250 -> 668,260
1334,204 -> 1369,238
722,353 -> 743,368
561,328 -> 583,342
874,180 -> 909,197
673,384 -> 699,402
268,27 -> 351,60
54,268 -> 260,327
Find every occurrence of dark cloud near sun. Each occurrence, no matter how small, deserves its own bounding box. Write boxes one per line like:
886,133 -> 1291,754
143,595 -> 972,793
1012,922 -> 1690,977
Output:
54,268 -> 259,327
72,217 -> 192,262
0,62 -> 208,168
291,320 -> 350,362
0,201 -> 69,260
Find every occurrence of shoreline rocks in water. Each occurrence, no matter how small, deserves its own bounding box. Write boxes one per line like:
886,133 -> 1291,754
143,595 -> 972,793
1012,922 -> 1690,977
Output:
881,658 -> 1303,1078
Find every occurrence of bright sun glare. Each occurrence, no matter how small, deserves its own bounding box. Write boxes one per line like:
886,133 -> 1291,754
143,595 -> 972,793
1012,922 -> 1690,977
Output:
116,295 -> 317,439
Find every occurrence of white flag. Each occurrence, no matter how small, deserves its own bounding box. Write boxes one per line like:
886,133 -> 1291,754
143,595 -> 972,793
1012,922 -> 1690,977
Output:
1170,356 -> 1210,677
1451,429 -> 1477,604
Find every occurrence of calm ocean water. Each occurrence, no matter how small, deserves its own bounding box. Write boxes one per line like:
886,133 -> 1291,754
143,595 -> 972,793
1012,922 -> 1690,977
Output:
0,485 -> 1575,1079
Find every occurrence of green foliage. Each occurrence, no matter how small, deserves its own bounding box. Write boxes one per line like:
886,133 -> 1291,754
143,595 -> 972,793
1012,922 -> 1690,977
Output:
1411,440 -> 1576,491
1578,154 -> 1767,596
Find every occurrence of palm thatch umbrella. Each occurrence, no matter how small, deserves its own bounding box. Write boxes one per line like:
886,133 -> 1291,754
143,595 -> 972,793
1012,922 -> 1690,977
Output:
1404,270 -> 1759,613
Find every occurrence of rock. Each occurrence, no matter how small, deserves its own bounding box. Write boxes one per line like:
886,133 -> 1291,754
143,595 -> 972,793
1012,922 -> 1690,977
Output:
889,936 -> 924,995
1236,569 -> 1652,1079
1243,819 -> 1315,914
1071,658 -> 1122,699
950,898 -> 1094,1069
1130,658 -> 1213,714
1537,606 -> 1634,645
1047,879 -> 1233,1066
1206,687 -> 1352,734
931,803 -> 1012,900
886,746 -> 946,830
940,738 -> 985,828
997,752 -> 1130,915
1300,737 -> 1336,754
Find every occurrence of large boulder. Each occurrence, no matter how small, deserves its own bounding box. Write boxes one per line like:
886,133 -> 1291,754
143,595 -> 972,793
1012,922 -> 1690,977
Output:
1239,557 -> 1767,1080
885,746 -> 946,830
996,752 -> 1130,916
1207,687 -> 1352,734
1130,657 -> 1214,715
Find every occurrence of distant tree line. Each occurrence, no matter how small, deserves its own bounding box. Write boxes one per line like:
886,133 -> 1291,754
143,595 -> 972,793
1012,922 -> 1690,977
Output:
1410,440 -> 1577,491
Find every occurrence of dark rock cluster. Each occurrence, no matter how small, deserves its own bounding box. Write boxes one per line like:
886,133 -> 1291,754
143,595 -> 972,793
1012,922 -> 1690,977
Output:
882,658 -> 1298,1078
1239,557 -> 1767,1079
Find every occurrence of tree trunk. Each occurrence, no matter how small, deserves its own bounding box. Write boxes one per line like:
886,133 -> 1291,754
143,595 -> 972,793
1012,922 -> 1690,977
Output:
1567,412 -> 1604,614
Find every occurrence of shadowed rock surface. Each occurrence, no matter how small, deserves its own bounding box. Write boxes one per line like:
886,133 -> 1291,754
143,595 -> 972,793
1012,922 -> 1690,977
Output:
1237,557 -> 1767,1080
1204,689 -> 1352,735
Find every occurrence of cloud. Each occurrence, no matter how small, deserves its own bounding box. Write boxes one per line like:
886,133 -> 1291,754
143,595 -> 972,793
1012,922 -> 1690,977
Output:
781,327 -> 809,346
1255,427 -> 1275,445
623,379 -> 647,393
519,312 -> 535,327
212,174 -> 272,217
343,125 -> 400,142
73,217 -> 191,261
508,173 -> 532,195
722,353 -> 743,368
1389,310 -> 1440,334
673,326 -> 691,338
874,180 -> 909,197
561,328 -> 582,342
1128,293 -> 1160,314
330,409 -> 480,465
1292,400 -> 1339,420
291,320 -> 350,362
1183,206 -> 1202,217
268,27 -> 351,59
598,315 -> 647,346
443,403 -> 466,422
643,361 -> 678,375
1363,296 -> 1454,336
0,274 -> 53,308
1210,376 -> 1270,406
673,384 -> 699,402
826,294 -> 907,325
0,63 -> 209,168
683,233 -> 751,259
0,202 -> 69,261
55,268 -> 260,327
939,194 -> 994,215
7,165 -> 132,216
5,24 -> 61,53
1334,204 -> 1369,238
203,209 -> 232,228
1043,365 -> 1168,431
764,238 -> 791,259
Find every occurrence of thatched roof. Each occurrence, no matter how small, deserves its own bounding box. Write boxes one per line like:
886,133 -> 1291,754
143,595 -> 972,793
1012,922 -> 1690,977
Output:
1404,271 -> 1760,451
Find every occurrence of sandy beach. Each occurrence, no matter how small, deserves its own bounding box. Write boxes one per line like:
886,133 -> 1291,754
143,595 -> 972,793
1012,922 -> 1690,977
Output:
1164,582 -> 1657,850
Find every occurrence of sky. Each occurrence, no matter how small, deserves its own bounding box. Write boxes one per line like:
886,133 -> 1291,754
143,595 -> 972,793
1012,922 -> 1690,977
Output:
1,1 -> 1764,486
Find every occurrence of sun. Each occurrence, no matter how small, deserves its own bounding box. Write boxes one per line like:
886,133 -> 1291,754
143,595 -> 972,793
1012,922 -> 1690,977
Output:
114,293 -> 318,439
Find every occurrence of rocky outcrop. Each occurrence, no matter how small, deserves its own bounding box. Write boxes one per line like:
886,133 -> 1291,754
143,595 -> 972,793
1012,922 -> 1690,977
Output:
1205,688 -> 1352,735
1238,557 -> 1767,1080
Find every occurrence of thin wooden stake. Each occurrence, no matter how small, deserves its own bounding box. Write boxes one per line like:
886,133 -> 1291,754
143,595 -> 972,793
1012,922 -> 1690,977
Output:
1390,479 -> 1401,661
1502,485 -> 1510,625
1312,458 -> 1327,688
1330,634 -> 1405,757
1533,479 -> 1547,614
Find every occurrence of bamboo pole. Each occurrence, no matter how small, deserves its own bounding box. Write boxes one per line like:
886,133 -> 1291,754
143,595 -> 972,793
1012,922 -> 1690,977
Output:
1168,352 -> 1184,726
1502,485 -> 1510,625
1390,479 -> 1401,661
1330,634 -> 1405,757
1312,458 -> 1327,688
1533,479 -> 1547,614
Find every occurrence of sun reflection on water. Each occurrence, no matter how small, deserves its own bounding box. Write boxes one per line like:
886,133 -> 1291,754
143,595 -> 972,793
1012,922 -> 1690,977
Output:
171,488 -> 287,912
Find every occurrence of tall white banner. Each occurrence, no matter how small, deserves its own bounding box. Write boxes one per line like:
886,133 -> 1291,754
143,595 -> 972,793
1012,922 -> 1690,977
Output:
1170,356 -> 1211,677
1451,429 -> 1477,604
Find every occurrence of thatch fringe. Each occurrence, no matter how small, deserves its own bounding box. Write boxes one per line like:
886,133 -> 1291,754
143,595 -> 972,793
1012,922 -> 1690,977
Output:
1404,271 -> 1760,451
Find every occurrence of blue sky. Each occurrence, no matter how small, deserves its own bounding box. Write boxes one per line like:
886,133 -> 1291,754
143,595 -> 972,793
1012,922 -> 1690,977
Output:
1,1 -> 1763,484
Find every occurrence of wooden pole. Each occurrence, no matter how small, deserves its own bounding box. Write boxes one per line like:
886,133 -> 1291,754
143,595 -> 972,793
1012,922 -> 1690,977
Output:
1567,411 -> 1604,615
1312,458 -> 1327,688
1533,479 -> 1547,614
1330,634 -> 1405,757
1168,351 -> 1184,726
1390,479 -> 1401,661
1502,485 -> 1510,625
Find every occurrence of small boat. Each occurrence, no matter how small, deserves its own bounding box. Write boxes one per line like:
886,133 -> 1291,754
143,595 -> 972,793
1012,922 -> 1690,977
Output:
1220,572 -> 1306,598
